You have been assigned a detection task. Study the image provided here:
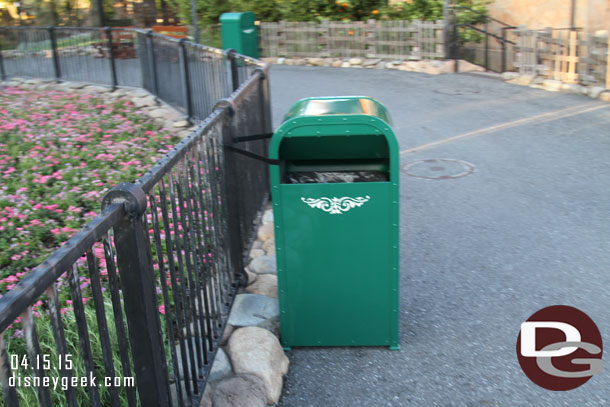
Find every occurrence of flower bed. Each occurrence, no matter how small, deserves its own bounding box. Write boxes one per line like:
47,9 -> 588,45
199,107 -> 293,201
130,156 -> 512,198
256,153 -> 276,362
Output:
0,85 -> 182,405
0,86 -> 180,290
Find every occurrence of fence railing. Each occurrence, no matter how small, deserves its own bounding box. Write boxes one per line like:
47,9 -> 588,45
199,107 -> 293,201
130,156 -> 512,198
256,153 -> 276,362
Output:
0,27 -> 271,407
0,26 -> 259,121
514,26 -> 610,87
447,5 -> 518,73
260,19 -> 445,60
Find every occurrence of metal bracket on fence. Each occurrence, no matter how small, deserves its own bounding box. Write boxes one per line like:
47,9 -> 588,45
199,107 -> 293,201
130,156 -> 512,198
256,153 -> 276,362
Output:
253,67 -> 267,80
101,182 -> 147,219
213,98 -> 236,116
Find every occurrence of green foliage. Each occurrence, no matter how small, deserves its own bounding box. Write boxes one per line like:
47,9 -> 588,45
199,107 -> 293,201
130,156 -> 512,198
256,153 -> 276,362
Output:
1,300 -> 135,406
380,0 -> 490,42
162,0 -> 489,45
17,0 -> 91,26
380,0 -> 489,23
274,0 -> 346,22
231,0 -> 283,21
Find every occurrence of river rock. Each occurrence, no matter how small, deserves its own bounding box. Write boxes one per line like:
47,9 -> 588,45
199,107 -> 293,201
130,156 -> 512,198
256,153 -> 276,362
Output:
308,57 -> 325,66
249,249 -> 265,259
249,255 -> 276,275
542,79 -> 562,92
227,294 -> 279,328
257,223 -> 274,242
589,86 -> 606,98
262,239 -> 275,256
220,324 -> 234,346
209,348 -> 232,382
211,374 -> 267,407
501,72 -> 519,81
262,209 -> 273,224
363,58 -> 382,67
246,274 -> 278,299
599,91 -> 610,102
227,327 -> 289,404
150,108 -> 182,120
133,95 -> 157,108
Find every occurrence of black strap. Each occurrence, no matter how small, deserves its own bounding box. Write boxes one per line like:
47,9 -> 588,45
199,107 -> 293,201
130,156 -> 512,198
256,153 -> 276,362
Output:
224,145 -> 281,165
232,133 -> 274,143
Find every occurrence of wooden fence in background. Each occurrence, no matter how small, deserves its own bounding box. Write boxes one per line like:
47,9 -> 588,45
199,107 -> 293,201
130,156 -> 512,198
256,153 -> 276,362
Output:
514,26 -> 610,87
260,20 -> 445,60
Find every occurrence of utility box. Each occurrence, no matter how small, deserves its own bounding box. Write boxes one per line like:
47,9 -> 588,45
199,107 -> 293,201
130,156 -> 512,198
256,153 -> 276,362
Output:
220,12 -> 259,59
269,96 -> 400,350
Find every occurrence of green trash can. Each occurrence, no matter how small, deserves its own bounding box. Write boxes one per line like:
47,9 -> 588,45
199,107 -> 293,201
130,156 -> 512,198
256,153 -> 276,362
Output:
269,96 -> 400,350
220,12 -> 259,59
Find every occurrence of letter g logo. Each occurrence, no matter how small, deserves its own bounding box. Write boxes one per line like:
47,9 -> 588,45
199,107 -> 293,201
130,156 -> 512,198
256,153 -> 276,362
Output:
516,306 -> 603,391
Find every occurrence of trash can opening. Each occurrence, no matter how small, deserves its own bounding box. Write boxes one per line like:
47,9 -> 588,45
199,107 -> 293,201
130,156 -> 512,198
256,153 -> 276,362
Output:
279,134 -> 390,184
285,170 -> 388,184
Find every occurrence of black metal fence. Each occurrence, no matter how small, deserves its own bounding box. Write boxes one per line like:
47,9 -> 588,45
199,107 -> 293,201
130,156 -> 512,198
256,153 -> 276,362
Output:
0,27 -> 271,407
0,26 -> 259,120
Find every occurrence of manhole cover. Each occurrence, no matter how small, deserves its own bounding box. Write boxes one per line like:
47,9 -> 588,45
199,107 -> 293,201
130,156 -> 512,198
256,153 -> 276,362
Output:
434,88 -> 480,96
401,159 -> 474,180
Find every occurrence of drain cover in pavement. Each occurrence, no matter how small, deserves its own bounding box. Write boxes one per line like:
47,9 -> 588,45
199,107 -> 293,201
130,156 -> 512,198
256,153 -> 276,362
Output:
401,159 -> 474,180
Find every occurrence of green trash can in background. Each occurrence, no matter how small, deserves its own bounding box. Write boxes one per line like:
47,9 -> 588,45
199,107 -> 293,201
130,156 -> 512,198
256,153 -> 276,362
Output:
220,12 -> 259,59
269,96 -> 400,350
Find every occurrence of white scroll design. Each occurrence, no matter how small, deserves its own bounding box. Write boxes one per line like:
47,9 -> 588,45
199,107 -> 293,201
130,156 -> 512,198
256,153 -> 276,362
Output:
300,196 -> 371,214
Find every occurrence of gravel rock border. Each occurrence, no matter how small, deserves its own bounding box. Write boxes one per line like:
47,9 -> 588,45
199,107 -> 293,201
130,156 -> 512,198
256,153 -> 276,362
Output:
500,72 -> 610,102
204,205 -> 285,407
261,56 -> 485,75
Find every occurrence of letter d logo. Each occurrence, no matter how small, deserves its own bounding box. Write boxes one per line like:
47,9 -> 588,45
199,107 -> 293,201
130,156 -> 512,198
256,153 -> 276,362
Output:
516,305 -> 603,391
520,322 -> 580,357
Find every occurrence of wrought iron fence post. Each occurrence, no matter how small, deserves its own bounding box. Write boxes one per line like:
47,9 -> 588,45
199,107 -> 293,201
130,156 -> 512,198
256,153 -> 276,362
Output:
146,30 -> 159,97
0,47 -> 6,81
452,25 -> 459,73
179,38 -> 193,120
102,183 -> 169,407
48,26 -> 61,81
256,67 -> 272,135
217,102 -> 247,286
501,28 -> 507,73
484,18 -> 489,71
106,27 -> 118,90
227,49 -> 239,92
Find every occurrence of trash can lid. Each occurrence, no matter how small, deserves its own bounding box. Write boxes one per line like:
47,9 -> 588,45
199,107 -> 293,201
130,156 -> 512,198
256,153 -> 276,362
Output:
219,12 -> 256,26
283,96 -> 392,126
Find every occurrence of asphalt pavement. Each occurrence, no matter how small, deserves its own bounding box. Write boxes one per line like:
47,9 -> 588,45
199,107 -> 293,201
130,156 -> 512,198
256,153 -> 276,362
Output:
269,65 -> 610,406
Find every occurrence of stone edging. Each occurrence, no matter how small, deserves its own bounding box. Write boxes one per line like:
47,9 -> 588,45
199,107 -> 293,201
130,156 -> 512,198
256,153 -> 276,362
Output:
1,77 -> 198,137
200,206 -> 285,407
261,56 -> 485,75
500,72 -> 610,102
